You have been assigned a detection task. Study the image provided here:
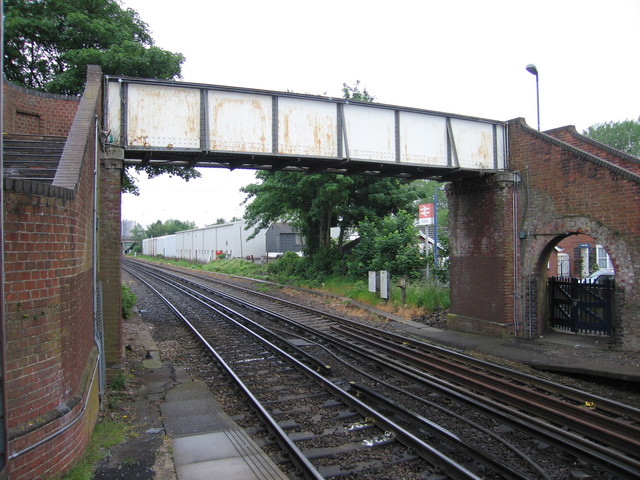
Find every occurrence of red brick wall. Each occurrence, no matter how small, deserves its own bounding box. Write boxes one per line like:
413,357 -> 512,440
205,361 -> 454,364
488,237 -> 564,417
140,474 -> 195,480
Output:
447,173 -> 517,334
3,80 -> 80,136
447,119 -> 640,349
509,119 -> 640,347
99,151 -> 124,371
546,126 -> 640,175
3,67 -> 104,478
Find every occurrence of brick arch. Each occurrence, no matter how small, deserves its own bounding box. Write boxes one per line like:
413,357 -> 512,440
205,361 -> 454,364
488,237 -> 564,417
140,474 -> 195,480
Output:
447,118 -> 640,351
525,216 -> 634,341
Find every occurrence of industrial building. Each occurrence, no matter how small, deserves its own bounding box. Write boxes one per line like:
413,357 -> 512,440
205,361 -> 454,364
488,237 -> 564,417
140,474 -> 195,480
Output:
142,221 -> 303,261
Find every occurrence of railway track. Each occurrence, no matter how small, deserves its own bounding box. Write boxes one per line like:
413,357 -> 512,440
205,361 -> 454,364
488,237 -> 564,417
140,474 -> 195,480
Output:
123,258 -> 640,479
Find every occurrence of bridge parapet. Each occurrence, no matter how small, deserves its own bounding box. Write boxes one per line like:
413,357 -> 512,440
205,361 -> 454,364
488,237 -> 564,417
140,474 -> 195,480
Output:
104,76 -> 507,180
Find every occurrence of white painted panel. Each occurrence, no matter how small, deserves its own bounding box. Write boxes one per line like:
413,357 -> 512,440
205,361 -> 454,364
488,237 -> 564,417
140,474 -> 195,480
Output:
496,125 -> 506,169
277,98 -> 337,157
127,84 -> 200,148
450,118 -> 495,169
344,105 -> 395,161
107,82 -> 122,143
399,112 -> 448,165
208,91 -> 272,153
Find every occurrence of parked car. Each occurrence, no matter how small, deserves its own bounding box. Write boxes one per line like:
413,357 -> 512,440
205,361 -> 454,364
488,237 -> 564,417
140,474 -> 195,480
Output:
585,268 -> 615,284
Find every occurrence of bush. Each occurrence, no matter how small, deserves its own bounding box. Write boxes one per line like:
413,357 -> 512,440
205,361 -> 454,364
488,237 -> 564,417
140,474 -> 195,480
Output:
121,283 -> 137,319
266,251 -> 306,278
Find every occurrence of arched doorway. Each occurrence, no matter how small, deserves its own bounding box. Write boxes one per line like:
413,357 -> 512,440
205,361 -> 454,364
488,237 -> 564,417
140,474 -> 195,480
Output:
537,232 -> 616,336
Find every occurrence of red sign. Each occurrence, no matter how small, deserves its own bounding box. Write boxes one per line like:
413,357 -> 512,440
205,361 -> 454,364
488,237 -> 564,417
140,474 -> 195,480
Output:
418,204 -> 434,225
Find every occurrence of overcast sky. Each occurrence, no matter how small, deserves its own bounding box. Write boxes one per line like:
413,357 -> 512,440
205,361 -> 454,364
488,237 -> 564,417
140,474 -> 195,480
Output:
120,0 -> 640,228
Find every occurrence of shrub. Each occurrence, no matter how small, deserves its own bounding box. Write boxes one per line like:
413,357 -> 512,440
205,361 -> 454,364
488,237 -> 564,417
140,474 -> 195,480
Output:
121,283 -> 137,319
266,251 -> 306,278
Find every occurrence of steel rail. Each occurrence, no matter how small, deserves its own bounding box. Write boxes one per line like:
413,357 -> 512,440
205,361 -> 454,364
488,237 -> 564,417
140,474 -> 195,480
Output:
324,326 -> 640,479
125,263 -> 483,480
334,323 -> 640,458
332,317 -> 640,423
124,260 -> 640,477
126,259 -> 640,424
123,265 -> 324,480
126,262 -> 640,423
350,382 -> 533,480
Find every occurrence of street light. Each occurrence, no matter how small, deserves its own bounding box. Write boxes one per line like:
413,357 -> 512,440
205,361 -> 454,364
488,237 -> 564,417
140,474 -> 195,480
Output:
526,64 -> 540,131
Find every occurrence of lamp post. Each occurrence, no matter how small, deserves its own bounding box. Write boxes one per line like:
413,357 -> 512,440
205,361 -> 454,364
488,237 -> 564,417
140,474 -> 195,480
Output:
526,64 -> 540,131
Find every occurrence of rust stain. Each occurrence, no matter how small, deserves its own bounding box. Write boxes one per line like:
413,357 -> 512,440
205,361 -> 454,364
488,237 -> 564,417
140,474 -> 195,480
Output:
477,131 -> 491,162
282,113 -> 291,154
128,135 -> 149,147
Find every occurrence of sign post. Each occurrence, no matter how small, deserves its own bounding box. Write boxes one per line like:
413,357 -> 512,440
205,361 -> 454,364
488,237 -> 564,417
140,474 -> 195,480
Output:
418,203 -> 434,259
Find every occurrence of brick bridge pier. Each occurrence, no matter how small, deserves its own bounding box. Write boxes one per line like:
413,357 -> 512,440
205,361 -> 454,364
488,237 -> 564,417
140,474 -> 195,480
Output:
447,118 -> 640,350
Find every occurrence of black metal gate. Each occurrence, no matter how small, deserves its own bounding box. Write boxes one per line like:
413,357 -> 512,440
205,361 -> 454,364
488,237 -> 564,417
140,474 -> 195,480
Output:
548,277 -> 614,335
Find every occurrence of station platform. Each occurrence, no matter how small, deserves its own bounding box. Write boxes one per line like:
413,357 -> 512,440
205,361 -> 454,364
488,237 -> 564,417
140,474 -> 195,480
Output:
385,313 -> 640,383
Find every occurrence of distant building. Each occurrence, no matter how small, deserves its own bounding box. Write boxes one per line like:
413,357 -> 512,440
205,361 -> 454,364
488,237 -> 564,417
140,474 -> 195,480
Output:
121,219 -> 138,239
142,221 -> 304,261
547,234 -> 613,278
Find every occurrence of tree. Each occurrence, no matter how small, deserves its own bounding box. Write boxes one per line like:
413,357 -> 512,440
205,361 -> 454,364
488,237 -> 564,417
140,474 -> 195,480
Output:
342,80 -> 375,102
242,81 -> 414,258
3,0 -> 184,95
583,117 -> 640,158
3,0 -> 199,193
347,211 -> 424,280
242,171 -> 416,257
145,219 -> 196,239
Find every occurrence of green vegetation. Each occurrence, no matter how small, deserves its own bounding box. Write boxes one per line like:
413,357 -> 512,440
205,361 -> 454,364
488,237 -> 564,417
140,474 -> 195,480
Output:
130,254 -> 450,313
3,0 -> 199,194
121,283 -> 137,319
203,258 -> 268,278
583,117 -> 640,158
61,421 -> 128,480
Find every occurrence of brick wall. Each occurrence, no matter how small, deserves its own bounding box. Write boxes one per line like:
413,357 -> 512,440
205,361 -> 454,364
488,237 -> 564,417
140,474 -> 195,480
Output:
3,80 -> 80,136
3,66 -> 105,478
447,119 -> 640,349
545,126 -> 640,175
99,149 -> 124,371
447,172 -> 518,337
509,119 -> 640,348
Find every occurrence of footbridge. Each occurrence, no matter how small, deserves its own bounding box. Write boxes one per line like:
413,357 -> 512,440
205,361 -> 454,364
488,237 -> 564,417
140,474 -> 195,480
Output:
104,76 -> 506,180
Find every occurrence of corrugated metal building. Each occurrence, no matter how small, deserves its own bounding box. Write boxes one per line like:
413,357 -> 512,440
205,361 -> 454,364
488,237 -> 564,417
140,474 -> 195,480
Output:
142,221 -> 303,261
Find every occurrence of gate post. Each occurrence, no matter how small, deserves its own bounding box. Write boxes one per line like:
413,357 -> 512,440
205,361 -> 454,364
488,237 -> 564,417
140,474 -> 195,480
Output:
99,146 -> 124,375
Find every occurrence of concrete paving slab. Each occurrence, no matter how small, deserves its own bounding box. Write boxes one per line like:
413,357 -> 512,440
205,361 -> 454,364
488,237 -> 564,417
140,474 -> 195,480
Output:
161,380 -> 288,480
162,398 -> 231,437
175,455 -> 281,480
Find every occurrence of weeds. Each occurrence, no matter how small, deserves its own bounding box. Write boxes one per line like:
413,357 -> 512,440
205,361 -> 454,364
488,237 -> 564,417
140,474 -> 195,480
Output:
61,421 -> 128,480
128,255 -> 450,314
121,283 -> 137,319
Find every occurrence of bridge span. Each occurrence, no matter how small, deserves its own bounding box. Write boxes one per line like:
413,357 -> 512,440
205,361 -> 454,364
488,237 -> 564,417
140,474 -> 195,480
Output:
104,76 -> 506,181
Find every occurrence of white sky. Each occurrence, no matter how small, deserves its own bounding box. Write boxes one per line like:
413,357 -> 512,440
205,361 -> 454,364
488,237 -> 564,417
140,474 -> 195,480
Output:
120,0 -> 640,229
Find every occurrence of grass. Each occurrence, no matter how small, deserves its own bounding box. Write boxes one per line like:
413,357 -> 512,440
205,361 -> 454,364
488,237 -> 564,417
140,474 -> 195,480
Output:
129,254 -> 450,314
61,421 -> 128,480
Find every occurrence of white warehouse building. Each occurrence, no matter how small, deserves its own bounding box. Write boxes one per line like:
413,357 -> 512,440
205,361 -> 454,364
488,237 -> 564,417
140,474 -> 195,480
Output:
142,221 -> 303,262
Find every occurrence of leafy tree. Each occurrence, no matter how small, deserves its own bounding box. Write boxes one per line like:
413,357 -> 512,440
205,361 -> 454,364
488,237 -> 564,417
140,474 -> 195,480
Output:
145,219 -> 196,238
347,211 -> 424,280
123,166 -> 201,196
583,117 -> 640,158
3,0 -> 184,94
242,171 -> 416,257
3,0 -> 199,194
242,81 -> 415,260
